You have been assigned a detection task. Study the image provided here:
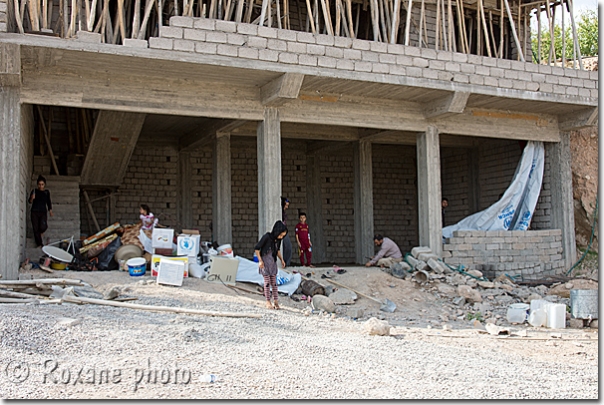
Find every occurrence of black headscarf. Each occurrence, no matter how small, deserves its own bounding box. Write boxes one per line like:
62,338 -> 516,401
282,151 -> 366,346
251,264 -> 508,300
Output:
255,220 -> 288,260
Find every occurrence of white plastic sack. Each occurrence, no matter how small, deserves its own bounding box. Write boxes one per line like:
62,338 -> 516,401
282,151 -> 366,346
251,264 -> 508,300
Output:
443,141 -> 545,239
234,256 -> 302,296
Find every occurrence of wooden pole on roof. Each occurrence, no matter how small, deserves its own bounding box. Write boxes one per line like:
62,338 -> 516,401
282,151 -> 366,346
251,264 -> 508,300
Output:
36,106 -> 60,176
447,0 -> 453,51
370,0 -> 379,41
545,0 -> 553,64
346,0 -> 355,38
137,0 -> 155,38
440,0 -> 447,50
488,10 -> 496,57
435,0 -> 440,49
503,0 -> 524,61
561,0 -> 565,66
401,0 -> 410,45
537,6 -> 541,63
499,0 -> 503,56
568,0 -> 583,69
14,0 -> 25,33
335,0 -> 341,35
479,0 -> 491,56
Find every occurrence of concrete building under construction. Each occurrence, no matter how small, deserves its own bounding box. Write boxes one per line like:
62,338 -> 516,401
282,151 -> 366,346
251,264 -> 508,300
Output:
0,0 -> 597,280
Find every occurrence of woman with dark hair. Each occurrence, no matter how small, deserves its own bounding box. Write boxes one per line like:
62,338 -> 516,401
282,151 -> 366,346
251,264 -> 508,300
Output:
280,197 -> 292,266
28,175 -> 53,247
254,220 -> 288,309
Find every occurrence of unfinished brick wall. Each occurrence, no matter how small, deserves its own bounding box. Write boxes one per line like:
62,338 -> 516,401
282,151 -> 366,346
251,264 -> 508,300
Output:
443,229 -> 565,279
531,146 -> 552,230
116,145 -> 179,228
190,147 -> 213,241
372,144 -> 418,254
441,147 -> 473,226
281,141 -> 308,258
477,139 -> 523,209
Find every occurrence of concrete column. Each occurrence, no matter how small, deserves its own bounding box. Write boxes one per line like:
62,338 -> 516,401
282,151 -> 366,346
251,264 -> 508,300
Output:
354,140 -> 374,264
305,153 -> 325,263
212,133 -> 232,244
178,150 -> 193,231
257,108 -> 282,237
417,126 -> 443,256
547,134 -> 576,269
0,44 -> 22,280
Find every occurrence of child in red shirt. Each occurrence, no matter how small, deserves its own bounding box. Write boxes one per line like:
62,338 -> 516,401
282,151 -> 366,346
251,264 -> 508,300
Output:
295,212 -> 313,267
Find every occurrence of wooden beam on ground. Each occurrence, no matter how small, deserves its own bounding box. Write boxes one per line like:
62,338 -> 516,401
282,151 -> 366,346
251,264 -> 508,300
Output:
424,91 -> 471,119
260,73 -> 305,106
179,119 -> 248,150
558,107 -> 598,131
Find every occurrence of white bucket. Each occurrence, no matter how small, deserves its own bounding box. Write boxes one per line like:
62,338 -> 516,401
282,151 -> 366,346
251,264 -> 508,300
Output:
189,262 -> 204,278
506,303 -> 530,323
546,303 -> 566,329
528,308 -> 547,327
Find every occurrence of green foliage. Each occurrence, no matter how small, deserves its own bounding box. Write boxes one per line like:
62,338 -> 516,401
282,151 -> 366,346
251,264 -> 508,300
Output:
465,312 -> 483,322
531,10 -> 598,62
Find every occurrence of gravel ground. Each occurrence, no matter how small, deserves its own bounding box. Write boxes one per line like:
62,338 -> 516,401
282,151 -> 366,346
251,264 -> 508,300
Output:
0,268 -> 598,399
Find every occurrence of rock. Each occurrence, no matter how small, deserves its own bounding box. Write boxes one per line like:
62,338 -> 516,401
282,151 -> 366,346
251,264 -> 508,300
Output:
548,279 -> 598,298
427,258 -> 446,274
534,285 -> 549,296
467,269 -> 483,278
565,282 -> 574,289
501,284 -> 513,292
362,317 -> 391,336
466,278 -> 478,288
390,261 -> 411,279
450,273 -> 466,286
73,286 -> 104,299
56,318 -> 82,327
485,323 -> 509,335
437,283 -> 457,296
472,319 -> 483,329
328,288 -> 357,305
103,286 -> 120,300
452,296 -> 466,306
512,329 -> 528,337
323,285 -> 335,296
544,295 -> 560,303
569,318 -> 585,329
311,294 -> 336,313
590,319 -> 598,329
526,293 -> 542,302
411,246 -> 432,258
477,281 -> 495,289
442,324 -> 452,331
457,285 -> 482,303
347,308 -> 364,319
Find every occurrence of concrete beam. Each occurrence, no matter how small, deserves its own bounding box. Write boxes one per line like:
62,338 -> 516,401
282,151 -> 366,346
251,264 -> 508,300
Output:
80,110 -> 146,187
179,119 -> 247,151
257,108 -> 282,237
547,134 -> 576,270
558,107 -> 598,132
424,91 -> 471,119
417,127 -> 442,256
0,43 -> 21,87
354,140 -> 374,264
213,134 -> 233,245
306,140 -> 353,155
261,73 -> 305,107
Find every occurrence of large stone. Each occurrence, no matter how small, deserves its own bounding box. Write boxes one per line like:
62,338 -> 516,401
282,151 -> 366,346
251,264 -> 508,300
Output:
450,273 -> 466,286
411,246 -> 432,258
457,285 -> 482,303
311,294 -> 336,313
548,278 -> 598,298
329,288 -> 357,305
569,318 -> 585,329
390,261 -> 411,279
590,319 -> 598,329
347,308 -> 365,319
427,258 -> 446,273
362,317 -> 391,336
478,281 -> 495,289
466,269 -> 483,278
437,283 -> 457,296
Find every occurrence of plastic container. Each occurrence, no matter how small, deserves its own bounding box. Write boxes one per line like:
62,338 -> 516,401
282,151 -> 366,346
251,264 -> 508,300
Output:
546,303 -> 566,329
506,303 -> 530,323
127,257 -> 147,277
200,374 -> 217,383
253,252 -> 259,263
528,308 -> 547,327
189,262 -> 204,278
530,299 -> 548,314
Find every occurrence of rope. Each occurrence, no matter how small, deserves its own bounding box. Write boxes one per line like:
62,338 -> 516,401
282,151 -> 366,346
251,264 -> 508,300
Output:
566,195 -> 599,276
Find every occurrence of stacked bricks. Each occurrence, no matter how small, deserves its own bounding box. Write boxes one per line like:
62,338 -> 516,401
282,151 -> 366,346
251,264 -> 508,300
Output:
0,0 -> 9,32
477,139 -> 523,208
442,229 -> 565,280
531,146 -> 552,230
372,144 -> 419,253
147,16 -> 599,99
281,143 -> 308,259
190,147 -> 213,242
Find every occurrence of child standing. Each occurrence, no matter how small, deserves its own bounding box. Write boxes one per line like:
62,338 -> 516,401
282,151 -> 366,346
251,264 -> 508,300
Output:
295,212 -> 313,267
254,220 -> 287,310
139,204 -> 158,230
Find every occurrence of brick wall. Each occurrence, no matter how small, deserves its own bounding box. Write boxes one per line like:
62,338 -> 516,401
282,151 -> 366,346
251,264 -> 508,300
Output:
0,0 -> 11,32
190,147 -> 213,241
230,140 -> 258,256
149,16 -> 598,98
372,144 -> 418,253
443,229 -> 565,279
531,145 -> 552,230
441,147 -> 472,226
477,139 -> 523,209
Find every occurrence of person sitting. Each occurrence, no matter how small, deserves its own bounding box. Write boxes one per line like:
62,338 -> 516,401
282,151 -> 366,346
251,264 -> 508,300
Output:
365,234 -> 403,268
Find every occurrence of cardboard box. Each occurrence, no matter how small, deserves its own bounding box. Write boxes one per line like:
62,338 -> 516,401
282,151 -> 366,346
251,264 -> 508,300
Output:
177,234 -> 200,257
206,256 -> 239,286
151,254 -> 189,277
157,258 -> 185,287
151,228 -> 174,249
181,229 -> 200,235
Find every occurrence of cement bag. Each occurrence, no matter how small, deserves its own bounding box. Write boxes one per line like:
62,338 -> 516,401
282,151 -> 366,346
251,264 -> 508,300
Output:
443,141 -> 544,239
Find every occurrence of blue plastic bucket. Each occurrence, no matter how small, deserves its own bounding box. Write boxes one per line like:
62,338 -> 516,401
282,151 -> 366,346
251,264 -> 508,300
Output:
127,257 -> 146,277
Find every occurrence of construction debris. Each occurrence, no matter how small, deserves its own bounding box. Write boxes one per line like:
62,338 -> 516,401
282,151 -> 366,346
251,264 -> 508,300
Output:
362,317 -> 391,336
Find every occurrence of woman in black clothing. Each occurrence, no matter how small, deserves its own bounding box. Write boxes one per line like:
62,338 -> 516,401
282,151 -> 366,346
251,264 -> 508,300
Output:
254,220 -> 287,310
28,175 -> 53,247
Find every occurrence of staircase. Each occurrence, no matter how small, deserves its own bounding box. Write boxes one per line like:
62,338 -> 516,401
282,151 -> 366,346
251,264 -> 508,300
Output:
25,176 -> 81,261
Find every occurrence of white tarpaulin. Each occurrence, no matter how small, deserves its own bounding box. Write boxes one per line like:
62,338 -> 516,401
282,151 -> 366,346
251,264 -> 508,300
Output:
234,256 -> 302,296
443,141 -> 545,239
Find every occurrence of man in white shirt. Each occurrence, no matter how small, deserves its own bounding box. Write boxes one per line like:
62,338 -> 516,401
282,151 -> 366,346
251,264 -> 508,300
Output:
365,234 -> 403,268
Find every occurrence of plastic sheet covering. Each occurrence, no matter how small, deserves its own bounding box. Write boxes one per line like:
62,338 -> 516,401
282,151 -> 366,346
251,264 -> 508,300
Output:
443,141 -> 545,239
234,256 -> 302,296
